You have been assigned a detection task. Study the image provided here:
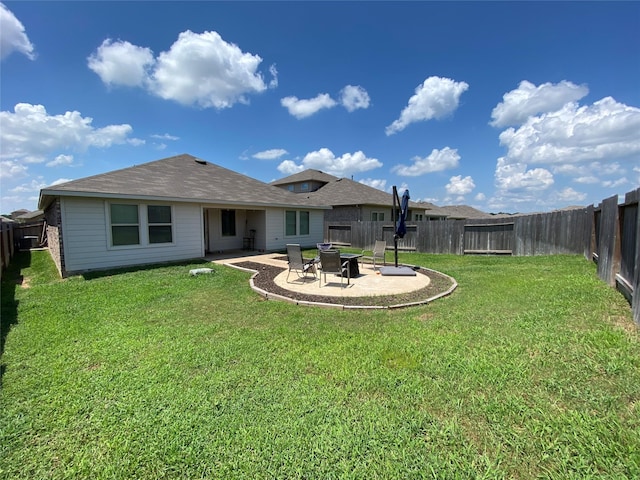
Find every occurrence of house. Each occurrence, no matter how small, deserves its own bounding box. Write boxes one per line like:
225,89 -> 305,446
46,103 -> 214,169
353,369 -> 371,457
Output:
271,170 -> 449,222
38,154 -> 330,277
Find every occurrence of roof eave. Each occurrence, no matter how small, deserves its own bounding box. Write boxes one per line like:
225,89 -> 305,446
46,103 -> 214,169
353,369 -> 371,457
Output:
38,189 -> 331,210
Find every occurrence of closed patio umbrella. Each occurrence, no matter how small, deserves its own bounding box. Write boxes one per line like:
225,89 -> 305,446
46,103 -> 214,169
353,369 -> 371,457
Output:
382,186 -> 416,276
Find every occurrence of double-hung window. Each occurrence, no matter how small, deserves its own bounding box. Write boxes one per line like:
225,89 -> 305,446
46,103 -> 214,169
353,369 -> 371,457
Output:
110,204 -> 140,246
148,205 -> 173,243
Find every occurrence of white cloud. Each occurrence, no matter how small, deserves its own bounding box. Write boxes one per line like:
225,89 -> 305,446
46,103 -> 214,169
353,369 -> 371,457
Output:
253,148 -> 288,160
446,175 -> 475,195
340,85 -> 370,112
391,147 -> 460,176
88,30 -> 274,109
151,133 -> 180,141
279,148 -> 382,177
268,64 -> 278,88
0,160 -> 27,179
552,187 -> 587,204
495,157 -> 554,191
498,97 -> 640,166
359,178 -> 387,191
602,178 -> 628,189
0,3 -> 35,61
0,103 -> 136,165
127,138 -> 145,147
46,154 -> 74,167
494,96 -> 640,196
277,159 -> 304,175
10,178 -> 47,193
385,76 -> 469,135
87,39 -> 154,87
474,192 -> 486,202
281,94 -> 337,119
490,80 -> 589,128
553,161 -> 628,187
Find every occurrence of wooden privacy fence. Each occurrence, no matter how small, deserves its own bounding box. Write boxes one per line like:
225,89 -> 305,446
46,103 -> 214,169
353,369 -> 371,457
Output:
1,220 -> 15,280
325,187 -> 639,324
326,208 -> 594,256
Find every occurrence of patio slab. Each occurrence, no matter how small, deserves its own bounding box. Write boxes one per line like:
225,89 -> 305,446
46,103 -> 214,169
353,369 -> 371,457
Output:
210,252 -> 431,298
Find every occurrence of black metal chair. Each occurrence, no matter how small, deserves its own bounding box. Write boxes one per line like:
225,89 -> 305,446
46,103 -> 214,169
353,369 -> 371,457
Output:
318,249 -> 350,288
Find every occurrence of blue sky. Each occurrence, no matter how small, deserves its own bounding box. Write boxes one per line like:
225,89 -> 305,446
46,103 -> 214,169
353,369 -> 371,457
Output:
1,1 -> 639,215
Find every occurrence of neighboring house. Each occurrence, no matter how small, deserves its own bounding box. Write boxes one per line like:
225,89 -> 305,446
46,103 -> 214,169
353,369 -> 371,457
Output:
271,170 -> 448,222
14,209 -> 45,224
38,154 -> 329,277
437,205 -> 494,220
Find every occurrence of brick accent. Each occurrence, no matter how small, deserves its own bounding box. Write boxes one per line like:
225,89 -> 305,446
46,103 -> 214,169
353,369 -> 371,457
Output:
44,198 -> 66,277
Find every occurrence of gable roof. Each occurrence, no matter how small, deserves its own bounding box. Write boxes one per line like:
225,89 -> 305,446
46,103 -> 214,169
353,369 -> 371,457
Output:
39,154 -> 329,210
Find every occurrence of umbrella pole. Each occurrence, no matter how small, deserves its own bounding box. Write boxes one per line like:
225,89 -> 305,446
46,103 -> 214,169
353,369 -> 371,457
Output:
393,186 -> 399,268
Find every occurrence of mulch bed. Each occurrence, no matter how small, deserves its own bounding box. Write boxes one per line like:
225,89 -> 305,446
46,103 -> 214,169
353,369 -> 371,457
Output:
232,261 -> 455,307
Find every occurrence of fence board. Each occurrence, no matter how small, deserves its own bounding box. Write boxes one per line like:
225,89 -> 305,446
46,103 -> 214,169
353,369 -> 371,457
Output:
597,195 -> 621,286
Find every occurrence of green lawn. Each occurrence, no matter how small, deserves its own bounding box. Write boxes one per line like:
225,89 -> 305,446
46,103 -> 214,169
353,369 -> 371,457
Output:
1,250 -> 638,479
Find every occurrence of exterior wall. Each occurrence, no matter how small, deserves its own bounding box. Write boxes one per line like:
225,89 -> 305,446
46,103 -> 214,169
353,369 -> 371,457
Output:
61,197 -> 204,275
325,205 -> 363,222
277,180 -> 326,193
265,207 -> 324,251
44,198 -> 64,276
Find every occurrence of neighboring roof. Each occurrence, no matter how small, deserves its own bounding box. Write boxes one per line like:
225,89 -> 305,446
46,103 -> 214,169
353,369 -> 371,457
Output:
305,177 -> 426,209
269,169 -> 338,186
15,209 -> 44,221
438,205 -> 492,219
39,154 -> 330,210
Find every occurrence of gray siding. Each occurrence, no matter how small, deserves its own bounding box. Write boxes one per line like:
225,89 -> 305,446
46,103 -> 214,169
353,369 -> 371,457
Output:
61,197 -> 203,274
265,208 -> 324,251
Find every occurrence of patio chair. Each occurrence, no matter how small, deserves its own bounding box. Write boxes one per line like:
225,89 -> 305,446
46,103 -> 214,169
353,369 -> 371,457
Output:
319,249 -> 350,288
286,244 -> 317,282
361,240 -> 387,270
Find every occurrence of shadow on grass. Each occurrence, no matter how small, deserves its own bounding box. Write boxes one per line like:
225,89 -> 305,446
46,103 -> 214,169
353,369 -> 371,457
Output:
1,250 -> 32,387
81,258 -> 211,280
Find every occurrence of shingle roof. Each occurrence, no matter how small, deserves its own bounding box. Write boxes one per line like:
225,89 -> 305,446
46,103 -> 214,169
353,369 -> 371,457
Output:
306,177 -> 425,208
269,169 -> 338,186
437,205 -> 492,219
39,154 -> 329,210
272,169 -> 450,213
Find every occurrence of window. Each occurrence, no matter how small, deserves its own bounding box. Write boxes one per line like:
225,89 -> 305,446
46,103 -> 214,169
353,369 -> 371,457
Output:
301,182 -> 309,191
148,205 -> 172,243
285,210 -> 297,236
300,211 -> 309,235
415,214 -> 423,221
110,204 -> 140,246
221,210 -> 236,236
285,210 -> 310,236
287,185 -> 294,191
371,212 -> 385,221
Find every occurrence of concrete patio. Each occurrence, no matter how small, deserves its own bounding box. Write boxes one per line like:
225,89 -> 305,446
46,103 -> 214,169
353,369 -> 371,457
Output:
209,251 -> 434,299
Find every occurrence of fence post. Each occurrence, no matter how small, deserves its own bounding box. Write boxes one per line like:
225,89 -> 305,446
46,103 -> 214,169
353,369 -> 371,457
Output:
628,189 -> 640,326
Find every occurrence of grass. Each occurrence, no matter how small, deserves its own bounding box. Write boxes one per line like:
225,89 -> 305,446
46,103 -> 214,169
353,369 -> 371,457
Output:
1,251 -> 638,479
